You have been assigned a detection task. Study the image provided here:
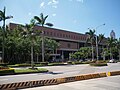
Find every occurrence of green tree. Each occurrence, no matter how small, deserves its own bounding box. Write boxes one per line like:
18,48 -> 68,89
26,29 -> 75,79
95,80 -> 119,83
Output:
34,13 -> 53,62
116,38 -> 120,60
20,19 -> 41,69
0,7 -> 13,62
107,37 -> 116,59
97,34 -> 104,59
86,29 -> 96,61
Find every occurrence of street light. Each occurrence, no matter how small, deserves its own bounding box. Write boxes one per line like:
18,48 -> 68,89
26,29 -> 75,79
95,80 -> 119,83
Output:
0,7 -> 13,62
96,23 -> 105,60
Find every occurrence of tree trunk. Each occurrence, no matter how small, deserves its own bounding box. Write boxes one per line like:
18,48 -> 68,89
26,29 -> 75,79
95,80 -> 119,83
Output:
110,48 -> 113,59
119,49 -> 120,61
42,30 -> 44,62
37,53 -> 39,63
92,45 -> 94,61
31,43 -> 34,69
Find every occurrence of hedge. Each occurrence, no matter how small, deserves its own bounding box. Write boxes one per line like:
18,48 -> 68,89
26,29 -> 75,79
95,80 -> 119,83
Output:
0,68 -> 15,75
90,63 -> 108,66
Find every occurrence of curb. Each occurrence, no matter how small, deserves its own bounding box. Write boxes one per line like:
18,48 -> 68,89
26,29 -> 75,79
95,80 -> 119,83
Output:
0,71 -> 120,90
108,71 -> 120,76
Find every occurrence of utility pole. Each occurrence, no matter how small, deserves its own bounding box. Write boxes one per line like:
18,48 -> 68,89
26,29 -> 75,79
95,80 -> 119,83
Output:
96,23 -> 105,60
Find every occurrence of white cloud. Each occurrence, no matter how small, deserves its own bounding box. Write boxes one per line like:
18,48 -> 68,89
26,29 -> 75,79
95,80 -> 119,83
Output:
76,0 -> 84,3
40,2 -> 45,8
52,14 -> 56,16
68,0 -> 84,3
28,12 -> 32,16
48,0 -> 59,8
52,6 -> 57,8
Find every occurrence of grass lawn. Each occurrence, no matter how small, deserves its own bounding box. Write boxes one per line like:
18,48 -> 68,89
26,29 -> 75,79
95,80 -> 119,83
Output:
14,68 -> 48,74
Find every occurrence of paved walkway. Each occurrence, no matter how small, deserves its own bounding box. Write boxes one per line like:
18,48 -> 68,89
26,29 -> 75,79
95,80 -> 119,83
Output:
20,75 -> 120,90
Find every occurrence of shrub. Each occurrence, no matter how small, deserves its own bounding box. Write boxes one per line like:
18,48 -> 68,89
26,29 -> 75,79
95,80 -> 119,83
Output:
0,68 -> 15,75
90,63 -> 108,66
0,63 -> 8,67
74,61 -> 83,64
0,66 -> 9,70
16,63 -> 31,67
40,62 -> 48,66
48,62 -> 66,66
67,61 -> 73,64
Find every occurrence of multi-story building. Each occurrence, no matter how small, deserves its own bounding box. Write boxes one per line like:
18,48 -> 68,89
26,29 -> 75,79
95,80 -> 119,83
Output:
9,23 -> 107,61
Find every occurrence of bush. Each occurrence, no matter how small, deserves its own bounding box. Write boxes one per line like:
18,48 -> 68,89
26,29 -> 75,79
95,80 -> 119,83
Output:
40,62 -> 48,66
90,63 -> 108,66
0,66 -> 9,70
16,63 -> 31,67
8,63 -> 31,67
67,61 -> 73,64
48,62 -> 66,66
0,63 -> 8,67
0,68 -> 15,75
74,61 -> 83,64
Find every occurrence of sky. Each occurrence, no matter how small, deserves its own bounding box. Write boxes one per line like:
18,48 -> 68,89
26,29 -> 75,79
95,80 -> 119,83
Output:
0,0 -> 120,38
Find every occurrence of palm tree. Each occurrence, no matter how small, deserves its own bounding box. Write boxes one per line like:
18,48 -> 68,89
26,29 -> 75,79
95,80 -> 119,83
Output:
0,7 -> 13,62
97,34 -> 104,60
86,29 -> 96,61
107,37 -> 116,59
116,38 -> 120,61
34,13 -> 53,62
20,19 -> 39,69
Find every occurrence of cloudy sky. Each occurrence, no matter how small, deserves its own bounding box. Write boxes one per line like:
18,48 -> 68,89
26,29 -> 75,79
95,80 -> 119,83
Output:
0,0 -> 120,38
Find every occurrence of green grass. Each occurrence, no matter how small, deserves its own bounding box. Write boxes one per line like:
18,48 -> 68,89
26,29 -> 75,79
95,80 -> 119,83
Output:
0,68 -> 48,76
14,68 -> 48,74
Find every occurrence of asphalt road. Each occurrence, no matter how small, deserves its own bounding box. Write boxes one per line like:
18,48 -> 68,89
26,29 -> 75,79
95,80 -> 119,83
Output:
0,62 -> 120,84
20,75 -> 120,90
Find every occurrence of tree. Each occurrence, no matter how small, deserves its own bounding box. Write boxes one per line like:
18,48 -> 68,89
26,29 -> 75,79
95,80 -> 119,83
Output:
107,37 -> 116,59
70,47 -> 91,61
86,29 -> 96,61
20,19 -> 41,69
0,7 -> 13,63
116,38 -> 120,61
97,34 -> 104,59
34,13 -> 53,62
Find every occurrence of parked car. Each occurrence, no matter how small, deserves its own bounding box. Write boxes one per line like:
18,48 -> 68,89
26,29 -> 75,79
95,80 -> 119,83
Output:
109,59 -> 117,63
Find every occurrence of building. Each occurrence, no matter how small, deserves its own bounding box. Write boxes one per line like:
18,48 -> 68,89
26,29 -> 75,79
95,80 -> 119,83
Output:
110,30 -> 116,39
9,23 -> 107,61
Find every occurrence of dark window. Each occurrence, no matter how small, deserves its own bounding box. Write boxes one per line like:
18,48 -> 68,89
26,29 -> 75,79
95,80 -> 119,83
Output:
63,34 -> 65,37
68,43 -> 71,48
54,32 -> 56,36
47,32 -> 49,35
60,33 -> 62,37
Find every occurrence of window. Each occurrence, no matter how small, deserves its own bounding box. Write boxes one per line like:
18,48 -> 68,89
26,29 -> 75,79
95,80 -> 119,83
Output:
50,32 -> 52,35
47,32 -> 49,35
67,43 -> 71,48
54,32 -> 56,36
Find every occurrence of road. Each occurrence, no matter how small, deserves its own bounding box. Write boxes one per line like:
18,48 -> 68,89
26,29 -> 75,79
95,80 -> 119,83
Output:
20,75 -> 120,90
0,62 -> 120,84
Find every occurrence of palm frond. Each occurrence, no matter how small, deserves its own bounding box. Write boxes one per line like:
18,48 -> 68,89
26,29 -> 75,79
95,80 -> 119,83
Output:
45,23 -> 53,27
34,16 -> 42,24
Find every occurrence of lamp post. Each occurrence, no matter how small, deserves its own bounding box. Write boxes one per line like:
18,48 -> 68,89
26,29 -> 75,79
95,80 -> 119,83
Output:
0,7 -> 13,62
95,23 -> 105,60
